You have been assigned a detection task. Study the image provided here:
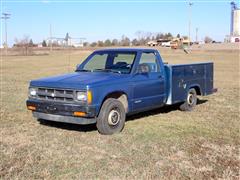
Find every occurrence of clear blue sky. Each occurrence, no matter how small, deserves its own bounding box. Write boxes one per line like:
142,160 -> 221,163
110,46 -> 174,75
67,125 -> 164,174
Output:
1,0 -> 236,45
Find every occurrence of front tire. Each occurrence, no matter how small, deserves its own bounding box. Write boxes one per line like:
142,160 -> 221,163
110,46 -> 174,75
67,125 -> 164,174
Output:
97,98 -> 126,135
180,88 -> 197,111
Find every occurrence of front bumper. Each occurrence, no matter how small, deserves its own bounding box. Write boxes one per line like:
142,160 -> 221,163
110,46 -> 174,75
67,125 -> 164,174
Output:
26,99 -> 97,125
33,112 -> 96,125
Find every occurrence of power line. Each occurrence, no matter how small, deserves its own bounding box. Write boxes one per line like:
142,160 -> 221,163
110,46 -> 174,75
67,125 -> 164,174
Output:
50,24 -> 53,52
196,27 -> 198,43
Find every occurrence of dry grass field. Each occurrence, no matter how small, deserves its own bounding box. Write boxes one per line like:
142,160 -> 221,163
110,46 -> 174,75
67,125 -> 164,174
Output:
0,47 -> 239,179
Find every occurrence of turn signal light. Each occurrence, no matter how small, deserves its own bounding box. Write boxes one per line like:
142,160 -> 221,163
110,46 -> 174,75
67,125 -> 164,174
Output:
87,90 -> 92,104
73,111 -> 86,117
27,105 -> 36,111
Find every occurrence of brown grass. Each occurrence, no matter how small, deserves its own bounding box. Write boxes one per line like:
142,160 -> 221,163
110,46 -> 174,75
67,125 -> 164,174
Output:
0,47 -> 239,179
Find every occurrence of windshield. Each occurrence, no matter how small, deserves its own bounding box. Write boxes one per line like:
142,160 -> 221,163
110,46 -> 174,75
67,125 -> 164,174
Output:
79,52 -> 136,74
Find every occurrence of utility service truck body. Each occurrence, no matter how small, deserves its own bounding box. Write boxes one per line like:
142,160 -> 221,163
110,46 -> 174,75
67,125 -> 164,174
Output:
27,48 -> 216,134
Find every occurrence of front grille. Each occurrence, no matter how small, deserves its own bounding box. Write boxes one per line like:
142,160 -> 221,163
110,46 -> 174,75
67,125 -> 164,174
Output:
36,88 -> 75,102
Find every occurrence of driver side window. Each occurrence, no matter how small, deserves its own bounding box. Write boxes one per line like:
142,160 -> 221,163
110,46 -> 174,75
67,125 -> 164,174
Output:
139,52 -> 159,73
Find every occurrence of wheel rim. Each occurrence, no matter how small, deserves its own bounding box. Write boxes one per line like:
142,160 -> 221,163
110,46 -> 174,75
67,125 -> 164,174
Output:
187,93 -> 195,106
108,109 -> 120,126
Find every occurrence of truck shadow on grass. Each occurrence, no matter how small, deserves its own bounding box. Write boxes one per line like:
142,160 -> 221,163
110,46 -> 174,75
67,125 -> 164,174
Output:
38,99 -> 208,133
38,119 -> 97,132
128,99 -> 207,121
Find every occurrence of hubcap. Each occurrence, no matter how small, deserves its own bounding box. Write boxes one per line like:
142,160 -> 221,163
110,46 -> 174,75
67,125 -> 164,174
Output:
108,109 -> 120,126
187,93 -> 195,106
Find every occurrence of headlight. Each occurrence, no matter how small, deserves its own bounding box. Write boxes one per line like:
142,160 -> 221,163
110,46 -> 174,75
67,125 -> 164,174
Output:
76,91 -> 87,101
29,87 -> 37,97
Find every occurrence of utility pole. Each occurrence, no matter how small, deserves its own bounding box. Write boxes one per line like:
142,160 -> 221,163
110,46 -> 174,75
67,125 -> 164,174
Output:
188,1 -> 193,49
1,13 -> 11,55
49,24 -> 53,52
196,27 -> 198,43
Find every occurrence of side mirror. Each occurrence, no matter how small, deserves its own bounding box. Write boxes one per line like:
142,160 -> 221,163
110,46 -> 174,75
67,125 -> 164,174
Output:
137,64 -> 150,74
76,64 -> 81,69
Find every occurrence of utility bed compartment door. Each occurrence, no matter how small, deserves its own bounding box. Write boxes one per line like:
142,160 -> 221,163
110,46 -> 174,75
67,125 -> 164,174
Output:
205,63 -> 214,95
172,66 -> 185,103
166,62 -> 214,105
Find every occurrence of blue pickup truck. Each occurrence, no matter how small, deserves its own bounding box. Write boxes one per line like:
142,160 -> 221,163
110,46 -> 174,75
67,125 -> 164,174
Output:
27,48 -> 217,134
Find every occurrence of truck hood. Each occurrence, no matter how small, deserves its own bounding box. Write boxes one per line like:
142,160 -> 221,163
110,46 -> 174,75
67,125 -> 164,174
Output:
30,72 -> 129,89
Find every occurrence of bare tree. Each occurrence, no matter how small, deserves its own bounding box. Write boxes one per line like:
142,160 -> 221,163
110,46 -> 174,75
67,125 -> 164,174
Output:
132,38 -> 139,46
90,42 -> 97,47
120,35 -> 130,46
104,39 -> 111,46
42,40 -> 47,47
134,31 -> 156,45
204,36 -> 213,43
83,42 -> 89,47
135,31 -> 152,40
135,31 -> 143,40
29,39 -> 34,47
97,41 -> 104,47
14,35 -> 33,55
111,39 -> 119,46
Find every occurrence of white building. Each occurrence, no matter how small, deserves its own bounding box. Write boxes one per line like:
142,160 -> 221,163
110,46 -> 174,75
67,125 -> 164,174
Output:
229,2 -> 240,43
46,38 -> 84,47
68,39 -> 84,47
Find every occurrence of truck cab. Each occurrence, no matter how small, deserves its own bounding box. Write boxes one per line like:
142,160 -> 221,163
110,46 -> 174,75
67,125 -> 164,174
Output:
27,48 -> 216,135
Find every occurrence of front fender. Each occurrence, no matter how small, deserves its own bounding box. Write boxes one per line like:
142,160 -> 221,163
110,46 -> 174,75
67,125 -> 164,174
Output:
91,83 -> 131,116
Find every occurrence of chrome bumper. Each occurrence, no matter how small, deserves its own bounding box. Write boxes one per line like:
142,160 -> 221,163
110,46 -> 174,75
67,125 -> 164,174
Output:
33,112 -> 96,125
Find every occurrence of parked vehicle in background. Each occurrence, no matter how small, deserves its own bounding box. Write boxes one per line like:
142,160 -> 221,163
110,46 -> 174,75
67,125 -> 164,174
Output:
161,41 -> 171,47
27,48 -> 217,135
147,40 -> 158,46
170,39 -> 181,49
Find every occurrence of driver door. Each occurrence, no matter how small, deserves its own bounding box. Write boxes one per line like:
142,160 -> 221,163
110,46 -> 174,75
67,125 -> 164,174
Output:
132,52 -> 165,111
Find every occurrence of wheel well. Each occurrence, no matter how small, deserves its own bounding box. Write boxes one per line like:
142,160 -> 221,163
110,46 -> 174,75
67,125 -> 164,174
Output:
103,92 -> 128,112
191,86 -> 201,95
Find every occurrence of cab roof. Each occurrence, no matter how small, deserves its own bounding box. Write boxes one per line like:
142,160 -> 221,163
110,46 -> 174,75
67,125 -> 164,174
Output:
94,48 -> 158,53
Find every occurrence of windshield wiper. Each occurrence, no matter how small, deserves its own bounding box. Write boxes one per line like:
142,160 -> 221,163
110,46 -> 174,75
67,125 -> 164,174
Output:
75,69 -> 91,72
93,68 -> 121,74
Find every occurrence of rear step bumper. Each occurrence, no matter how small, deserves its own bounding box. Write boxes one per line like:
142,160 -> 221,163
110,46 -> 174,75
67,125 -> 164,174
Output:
212,88 -> 218,93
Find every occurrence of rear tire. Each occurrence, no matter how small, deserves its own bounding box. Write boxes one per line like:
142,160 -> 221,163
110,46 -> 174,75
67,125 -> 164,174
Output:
180,88 -> 197,111
97,98 -> 126,135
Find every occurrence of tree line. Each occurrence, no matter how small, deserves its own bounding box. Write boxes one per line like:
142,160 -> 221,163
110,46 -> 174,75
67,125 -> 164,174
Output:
13,31 -> 216,50
86,32 -> 175,47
